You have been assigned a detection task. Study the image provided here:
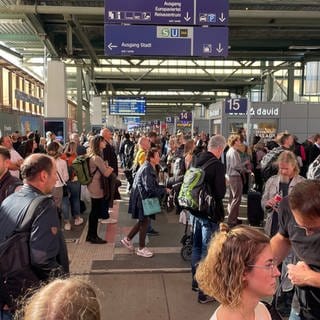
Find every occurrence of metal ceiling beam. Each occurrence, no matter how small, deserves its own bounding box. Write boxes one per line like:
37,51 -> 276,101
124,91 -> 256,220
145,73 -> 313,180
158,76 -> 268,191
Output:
0,44 -> 22,59
0,34 -> 39,41
64,15 -> 99,67
25,13 -> 59,58
93,79 -> 261,86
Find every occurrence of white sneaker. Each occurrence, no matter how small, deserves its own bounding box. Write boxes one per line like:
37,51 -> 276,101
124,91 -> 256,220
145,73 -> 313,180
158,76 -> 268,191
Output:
100,218 -> 117,224
136,247 -> 154,258
64,222 -> 71,231
74,217 -> 84,226
121,238 -> 134,251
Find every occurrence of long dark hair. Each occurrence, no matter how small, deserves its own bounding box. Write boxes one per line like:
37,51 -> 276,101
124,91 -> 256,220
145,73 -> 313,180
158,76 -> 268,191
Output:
88,135 -> 104,156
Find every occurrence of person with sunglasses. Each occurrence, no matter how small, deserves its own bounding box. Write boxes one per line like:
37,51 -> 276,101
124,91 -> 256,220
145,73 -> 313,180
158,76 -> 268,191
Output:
271,179 -> 320,320
196,224 -> 280,320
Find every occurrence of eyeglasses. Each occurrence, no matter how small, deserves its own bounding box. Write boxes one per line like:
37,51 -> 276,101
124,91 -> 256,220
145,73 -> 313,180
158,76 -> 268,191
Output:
248,260 -> 278,273
295,224 -> 320,236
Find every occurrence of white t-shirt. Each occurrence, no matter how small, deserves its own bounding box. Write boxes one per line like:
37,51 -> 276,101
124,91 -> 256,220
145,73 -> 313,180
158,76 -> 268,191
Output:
9,148 -> 23,178
210,302 -> 272,320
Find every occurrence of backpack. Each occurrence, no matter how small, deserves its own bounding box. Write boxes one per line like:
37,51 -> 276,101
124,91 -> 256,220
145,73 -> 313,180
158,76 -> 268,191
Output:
173,157 -> 185,177
261,147 -> 284,182
178,158 -> 221,222
71,155 -> 96,185
123,142 -> 135,169
124,142 -> 134,157
307,155 -> 320,180
0,195 -> 50,309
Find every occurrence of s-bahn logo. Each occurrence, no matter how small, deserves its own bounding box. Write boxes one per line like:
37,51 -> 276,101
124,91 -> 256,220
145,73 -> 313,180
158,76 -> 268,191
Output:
157,27 -> 191,39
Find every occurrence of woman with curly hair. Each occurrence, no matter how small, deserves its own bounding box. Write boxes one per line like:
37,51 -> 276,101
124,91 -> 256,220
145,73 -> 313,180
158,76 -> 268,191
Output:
196,224 -> 280,320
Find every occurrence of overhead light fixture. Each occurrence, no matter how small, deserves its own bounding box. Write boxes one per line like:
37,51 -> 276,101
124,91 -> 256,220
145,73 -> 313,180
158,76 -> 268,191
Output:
289,46 -> 320,50
0,19 -> 24,24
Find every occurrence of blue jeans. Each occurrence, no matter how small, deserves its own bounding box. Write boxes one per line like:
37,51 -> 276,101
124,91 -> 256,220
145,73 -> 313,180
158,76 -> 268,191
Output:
0,310 -> 12,320
67,181 -> 81,218
289,309 -> 301,320
191,216 -> 218,281
61,194 -> 71,221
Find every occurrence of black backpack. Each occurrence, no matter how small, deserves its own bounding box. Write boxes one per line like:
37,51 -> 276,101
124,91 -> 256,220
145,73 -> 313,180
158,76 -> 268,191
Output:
0,195 -> 50,310
261,147 -> 284,182
307,154 -> 320,180
123,142 -> 135,169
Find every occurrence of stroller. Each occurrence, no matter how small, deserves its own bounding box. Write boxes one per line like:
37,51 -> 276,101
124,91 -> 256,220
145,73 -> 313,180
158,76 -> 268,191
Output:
180,216 -> 194,261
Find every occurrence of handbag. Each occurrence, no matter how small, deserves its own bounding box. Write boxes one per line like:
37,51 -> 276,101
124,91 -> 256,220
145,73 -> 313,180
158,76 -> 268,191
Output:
141,197 -> 161,216
62,185 -> 69,198
57,170 -> 69,198
138,185 -> 161,216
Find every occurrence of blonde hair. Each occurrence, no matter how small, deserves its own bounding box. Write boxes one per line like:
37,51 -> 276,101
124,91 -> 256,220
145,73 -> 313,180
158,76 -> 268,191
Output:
195,224 -> 269,308
184,139 -> 195,156
276,150 -> 300,176
228,134 -> 240,147
17,278 -> 101,320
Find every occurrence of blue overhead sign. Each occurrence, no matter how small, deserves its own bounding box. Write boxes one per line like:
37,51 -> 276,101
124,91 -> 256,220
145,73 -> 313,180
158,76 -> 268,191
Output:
123,116 -> 141,124
105,0 -> 228,26
105,25 -> 228,57
225,98 -> 248,114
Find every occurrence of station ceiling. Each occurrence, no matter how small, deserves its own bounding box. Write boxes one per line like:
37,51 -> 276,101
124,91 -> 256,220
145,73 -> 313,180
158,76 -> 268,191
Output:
1,0 -> 320,119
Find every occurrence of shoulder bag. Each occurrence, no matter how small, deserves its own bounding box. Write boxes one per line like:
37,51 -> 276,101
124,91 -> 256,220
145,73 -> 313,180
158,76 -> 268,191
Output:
138,184 -> 161,216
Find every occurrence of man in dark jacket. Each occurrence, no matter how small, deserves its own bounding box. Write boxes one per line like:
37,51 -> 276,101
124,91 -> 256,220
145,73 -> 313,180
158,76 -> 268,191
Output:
0,146 -> 22,204
100,128 -> 118,224
191,134 -> 226,304
0,154 -> 69,318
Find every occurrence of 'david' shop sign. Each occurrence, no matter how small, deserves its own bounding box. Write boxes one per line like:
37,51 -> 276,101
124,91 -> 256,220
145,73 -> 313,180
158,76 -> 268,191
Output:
250,107 -> 279,117
229,106 -> 279,117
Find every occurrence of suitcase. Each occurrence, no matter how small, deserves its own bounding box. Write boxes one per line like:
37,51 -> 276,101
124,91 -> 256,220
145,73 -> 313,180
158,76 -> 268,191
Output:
247,189 -> 264,226
247,174 -> 264,226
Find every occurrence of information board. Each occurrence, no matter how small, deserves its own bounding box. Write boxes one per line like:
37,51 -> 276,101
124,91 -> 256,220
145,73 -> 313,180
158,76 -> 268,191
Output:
109,98 -> 146,115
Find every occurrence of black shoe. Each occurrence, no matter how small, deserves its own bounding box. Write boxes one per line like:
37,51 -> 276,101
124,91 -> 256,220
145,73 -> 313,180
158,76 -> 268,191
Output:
198,294 -> 215,304
147,229 -> 160,236
86,236 -> 107,244
192,280 -> 199,292
192,285 -> 199,292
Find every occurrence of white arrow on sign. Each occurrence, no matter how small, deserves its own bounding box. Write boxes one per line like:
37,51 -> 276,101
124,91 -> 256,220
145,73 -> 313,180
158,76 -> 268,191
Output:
216,43 -> 223,53
218,12 -> 226,22
184,12 -> 191,22
108,43 -> 118,50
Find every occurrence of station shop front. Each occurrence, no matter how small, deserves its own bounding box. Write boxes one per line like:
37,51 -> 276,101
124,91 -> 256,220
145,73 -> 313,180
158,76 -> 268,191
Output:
208,102 -> 320,143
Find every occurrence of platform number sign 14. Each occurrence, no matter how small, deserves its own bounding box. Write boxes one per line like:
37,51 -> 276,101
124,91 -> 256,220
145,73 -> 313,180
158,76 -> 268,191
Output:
180,112 -> 192,121
225,98 -> 248,114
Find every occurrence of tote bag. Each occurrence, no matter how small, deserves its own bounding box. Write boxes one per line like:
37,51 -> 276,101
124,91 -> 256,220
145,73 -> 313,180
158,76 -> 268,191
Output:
142,197 -> 161,216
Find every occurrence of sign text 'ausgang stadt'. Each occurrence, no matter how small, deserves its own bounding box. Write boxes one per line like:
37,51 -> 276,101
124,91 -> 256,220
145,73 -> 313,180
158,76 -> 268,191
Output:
105,25 -> 228,57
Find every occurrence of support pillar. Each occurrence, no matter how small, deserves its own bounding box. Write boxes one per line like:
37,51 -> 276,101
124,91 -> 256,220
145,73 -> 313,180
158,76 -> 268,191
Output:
287,64 -> 294,101
266,61 -> 274,101
76,66 -> 83,133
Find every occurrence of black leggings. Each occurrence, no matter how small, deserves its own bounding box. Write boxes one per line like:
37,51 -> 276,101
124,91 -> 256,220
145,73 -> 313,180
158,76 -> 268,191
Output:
87,197 -> 104,238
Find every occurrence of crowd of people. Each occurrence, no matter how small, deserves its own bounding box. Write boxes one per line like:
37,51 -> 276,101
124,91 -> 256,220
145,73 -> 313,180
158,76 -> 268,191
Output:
0,127 -> 320,319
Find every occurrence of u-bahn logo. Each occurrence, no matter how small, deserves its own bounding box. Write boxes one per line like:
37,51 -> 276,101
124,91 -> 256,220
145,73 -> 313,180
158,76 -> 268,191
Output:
159,27 -> 189,38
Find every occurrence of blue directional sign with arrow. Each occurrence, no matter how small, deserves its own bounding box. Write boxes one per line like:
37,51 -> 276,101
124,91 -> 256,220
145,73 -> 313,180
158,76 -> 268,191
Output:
105,0 -> 228,26
105,25 -> 228,57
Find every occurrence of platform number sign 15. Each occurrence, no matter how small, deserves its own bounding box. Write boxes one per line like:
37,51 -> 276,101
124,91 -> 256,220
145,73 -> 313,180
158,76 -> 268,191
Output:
225,98 -> 248,114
